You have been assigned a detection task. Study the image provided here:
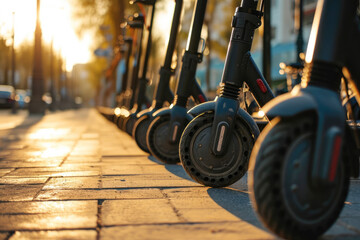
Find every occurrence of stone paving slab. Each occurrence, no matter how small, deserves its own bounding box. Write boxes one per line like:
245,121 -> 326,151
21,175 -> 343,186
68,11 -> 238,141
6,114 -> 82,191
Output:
101,165 -> 178,176
0,177 -> 48,185
101,176 -> 199,188
0,185 -> 43,201
102,199 -> 182,225
65,156 -> 101,162
9,230 -> 97,240
6,168 -> 100,178
43,177 -> 101,189
35,188 -> 165,200
101,157 -> 156,164
0,160 -> 63,168
0,109 -> 358,240
100,222 -> 275,240
0,213 -> 97,231
0,200 -> 97,214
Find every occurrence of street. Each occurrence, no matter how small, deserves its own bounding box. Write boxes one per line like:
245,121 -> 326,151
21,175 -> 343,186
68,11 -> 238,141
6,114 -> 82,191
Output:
0,108 -> 359,240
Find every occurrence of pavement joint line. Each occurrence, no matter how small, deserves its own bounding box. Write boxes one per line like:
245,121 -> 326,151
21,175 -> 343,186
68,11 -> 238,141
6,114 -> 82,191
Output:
101,174 -> 161,177
0,183 -> 43,186
3,175 -> 101,178
59,141 -> 79,168
38,186 -> 204,190
338,220 -> 360,234
101,155 -> 149,158
2,168 -> 18,177
161,189 -> 187,222
100,220 -> 247,228
0,227 -> 97,233
0,199 -> 97,203
96,199 -> 105,240
32,177 -> 52,201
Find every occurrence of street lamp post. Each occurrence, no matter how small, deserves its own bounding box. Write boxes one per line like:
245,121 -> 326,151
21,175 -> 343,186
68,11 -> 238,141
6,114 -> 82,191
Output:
11,12 -> 17,114
29,0 -> 46,115
49,38 -> 57,111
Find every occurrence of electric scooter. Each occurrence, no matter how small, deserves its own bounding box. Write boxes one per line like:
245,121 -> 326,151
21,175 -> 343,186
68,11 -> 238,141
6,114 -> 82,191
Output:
98,35 -> 133,123
115,36 -> 133,109
179,0 -> 274,187
132,0 -> 183,153
248,0 -> 360,239
121,0 -> 156,135
115,13 -> 146,129
146,0 -> 208,164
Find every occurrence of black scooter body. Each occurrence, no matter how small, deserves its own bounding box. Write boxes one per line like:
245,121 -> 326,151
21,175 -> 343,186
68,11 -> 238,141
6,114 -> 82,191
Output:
116,13 -> 146,129
179,0 -> 275,188
146,0 -> 208,164
132,0 -> 184,153
249,1 -> 360,239
122,0 -> 157,135
116,37 -> 133,108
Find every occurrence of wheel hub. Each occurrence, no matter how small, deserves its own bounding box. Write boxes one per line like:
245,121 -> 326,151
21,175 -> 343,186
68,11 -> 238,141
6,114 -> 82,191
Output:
153,120 -> 178,158
189,123 -> 242,176
283,133 -> 344,224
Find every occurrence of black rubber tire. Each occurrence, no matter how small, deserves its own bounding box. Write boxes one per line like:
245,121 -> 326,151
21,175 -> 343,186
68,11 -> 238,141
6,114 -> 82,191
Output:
125,114 -> 137,136
179,112 -> 253,188
121,115 -> 130,131
133,114 -> 151,153
248,116 -> 350,240
114,115 -> 120,125
117,115 -> 125,130
146,114 -> 181,164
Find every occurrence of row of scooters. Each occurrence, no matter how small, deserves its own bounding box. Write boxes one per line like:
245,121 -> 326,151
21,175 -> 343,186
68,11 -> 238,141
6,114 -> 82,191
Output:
102,0 -> 360,239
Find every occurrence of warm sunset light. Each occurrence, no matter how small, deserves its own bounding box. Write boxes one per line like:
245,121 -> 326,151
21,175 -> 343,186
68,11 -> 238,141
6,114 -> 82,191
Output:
0,0 -> 92,71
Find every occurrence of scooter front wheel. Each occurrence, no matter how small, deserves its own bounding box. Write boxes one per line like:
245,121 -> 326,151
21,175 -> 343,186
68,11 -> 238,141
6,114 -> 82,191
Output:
146,114 -> 181,164
179,112 -> 253,188
133,114 -> 151,153
248,116 -> 350,240
125,114 -> 137,136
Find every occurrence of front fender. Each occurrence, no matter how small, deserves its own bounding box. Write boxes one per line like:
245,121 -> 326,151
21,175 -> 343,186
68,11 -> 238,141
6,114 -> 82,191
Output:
262,85 -> 347,187
152,106 -> 193,122
188,101 -> 216,117
262,88 -> 317,119
152,107 -> 171,118
188,100 -> 260,139
136,108 -> 153,118
237,108 -> 260,139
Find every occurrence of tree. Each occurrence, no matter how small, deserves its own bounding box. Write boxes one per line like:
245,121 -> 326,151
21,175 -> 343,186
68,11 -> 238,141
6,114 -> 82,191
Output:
70,0 -> 134,106
0,36 -> 10,85
204,0 -> 218,92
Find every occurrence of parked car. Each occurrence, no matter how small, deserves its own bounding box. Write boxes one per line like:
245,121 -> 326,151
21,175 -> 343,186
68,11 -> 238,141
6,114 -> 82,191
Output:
15,89 -> 31,109
0,85 -> 15,108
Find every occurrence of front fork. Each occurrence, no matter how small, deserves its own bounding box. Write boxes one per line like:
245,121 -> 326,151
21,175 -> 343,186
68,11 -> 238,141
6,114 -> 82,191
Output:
168,51 -> 208,144
167,0 -> 209,144
210,3 -> 274,155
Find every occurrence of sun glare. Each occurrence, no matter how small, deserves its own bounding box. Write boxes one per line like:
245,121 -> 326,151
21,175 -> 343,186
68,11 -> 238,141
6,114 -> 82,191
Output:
153,1 -> 176,57
0,0 -> 91,71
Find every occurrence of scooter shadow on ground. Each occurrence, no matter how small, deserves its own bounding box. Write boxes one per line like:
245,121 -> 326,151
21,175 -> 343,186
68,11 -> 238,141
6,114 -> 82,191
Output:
207,186 -> 265,230
160,155 -> 268,231
148,155 -> 194,180
150,155 -> 360,239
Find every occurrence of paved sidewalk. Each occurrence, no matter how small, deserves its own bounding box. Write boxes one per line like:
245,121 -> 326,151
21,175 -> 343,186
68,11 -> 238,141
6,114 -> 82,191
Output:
0,109 -> 359,240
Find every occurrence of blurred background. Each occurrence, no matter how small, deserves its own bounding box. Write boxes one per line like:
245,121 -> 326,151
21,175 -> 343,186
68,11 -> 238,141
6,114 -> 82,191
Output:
0,0 -> 316,112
